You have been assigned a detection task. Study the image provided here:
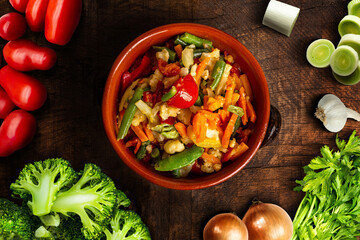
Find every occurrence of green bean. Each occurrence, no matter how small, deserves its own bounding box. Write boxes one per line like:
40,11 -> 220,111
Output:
228,105 -> 244,117
161,86 -> 177,102
174,35 -> 188,47
136,141 -> 150,160
193,48 -> 211,58
194,87 -> 204,106
231,116 -> 242,138
152,46 -> 177,62
117,87 -> 144,140
210,60 -> 226,90
180,33 -> 213,49
155,145 -> 204,171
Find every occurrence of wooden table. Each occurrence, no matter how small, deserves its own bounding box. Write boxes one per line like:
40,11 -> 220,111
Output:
0,0 -> 358,239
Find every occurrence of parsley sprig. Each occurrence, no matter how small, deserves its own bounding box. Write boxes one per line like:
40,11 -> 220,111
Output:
292,130 -> 360,240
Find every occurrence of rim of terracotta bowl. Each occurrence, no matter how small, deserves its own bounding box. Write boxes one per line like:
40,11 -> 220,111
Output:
102,23 -> 270,190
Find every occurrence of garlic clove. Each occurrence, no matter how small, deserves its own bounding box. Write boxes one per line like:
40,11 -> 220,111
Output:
315,94 -> 359,132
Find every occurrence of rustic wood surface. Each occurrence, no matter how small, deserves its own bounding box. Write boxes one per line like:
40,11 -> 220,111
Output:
0,0 -> 358,239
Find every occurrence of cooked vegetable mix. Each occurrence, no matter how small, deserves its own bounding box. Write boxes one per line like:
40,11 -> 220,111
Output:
117,33 -> 256,177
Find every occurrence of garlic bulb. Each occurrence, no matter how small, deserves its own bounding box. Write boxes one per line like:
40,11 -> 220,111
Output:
315,94 -> 360,132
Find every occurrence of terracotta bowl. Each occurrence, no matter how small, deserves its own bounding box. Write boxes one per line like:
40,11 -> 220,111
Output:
102,23 -> 271,190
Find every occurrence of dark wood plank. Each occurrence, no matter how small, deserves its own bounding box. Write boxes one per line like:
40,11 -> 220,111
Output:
0,0 -> 358,239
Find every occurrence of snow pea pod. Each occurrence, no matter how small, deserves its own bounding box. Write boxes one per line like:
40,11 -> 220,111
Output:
117,87 -> 144,140
155,145 -> 204,171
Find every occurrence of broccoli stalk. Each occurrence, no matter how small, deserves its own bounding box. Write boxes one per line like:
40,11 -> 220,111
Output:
51,163 -> 119,239
0,198 -> 34,240
103,210 -> 151,240
10,158 -> 78,216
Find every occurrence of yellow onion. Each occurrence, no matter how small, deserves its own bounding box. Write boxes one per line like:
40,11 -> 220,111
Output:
203,213 -> 248,240
243,202 -> 293,240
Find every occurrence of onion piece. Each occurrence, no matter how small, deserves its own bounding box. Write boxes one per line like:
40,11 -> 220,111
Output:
243,202 -> 293,240
262,0 -> 300,37
203,213 -> 248,240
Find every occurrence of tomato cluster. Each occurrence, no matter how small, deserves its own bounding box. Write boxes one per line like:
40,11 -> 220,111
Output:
0,0 -> 82,156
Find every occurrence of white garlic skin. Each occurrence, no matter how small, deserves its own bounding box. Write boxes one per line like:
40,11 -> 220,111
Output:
315,94 -> 348,132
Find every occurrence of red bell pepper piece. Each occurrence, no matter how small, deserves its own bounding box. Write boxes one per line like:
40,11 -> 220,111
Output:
143,91 -> 153,103
3,39 -> 57,71
44,0 -> 82,45
0,13 -> 27,41
121,55 -> 151,93
160,117 -> 176,125
9,0 -> 30,13
0,66 -> 47,111
25,0 -> 50,32
0,87 -> 15,119
0,110 -> 36,157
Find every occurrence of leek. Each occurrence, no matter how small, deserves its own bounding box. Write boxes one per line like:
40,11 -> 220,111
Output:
338,15 -> 360,37
135,100 -> 156,123
338,34 -> 360,56
330,45 -> 359,76
262,0 -> 300,37
306,39 -> 335,68
333,61 -> 360,85
348,0 -> 360,18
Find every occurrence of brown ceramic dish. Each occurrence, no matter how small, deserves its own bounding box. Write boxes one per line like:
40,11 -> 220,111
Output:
103,23 -> 271,190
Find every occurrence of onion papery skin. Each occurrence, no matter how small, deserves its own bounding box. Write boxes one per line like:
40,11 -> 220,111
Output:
203,213 -> 249,240
243,203 -> 293,240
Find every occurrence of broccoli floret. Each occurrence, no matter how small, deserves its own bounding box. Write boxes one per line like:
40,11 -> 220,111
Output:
0,198 -> 34,240
116,190 -> 131,208
48,215 -> 85,240
103,210 -> 151,240
51,163 -> 118,239
10,158 -> 78,216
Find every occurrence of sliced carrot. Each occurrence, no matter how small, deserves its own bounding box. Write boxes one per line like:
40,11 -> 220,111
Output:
246,96 -> 256,123
222,142 -> 249,162
221,113 -> 238,148
174,122 -> 187,138
231,93 -> 240,105
174,44 -> 183,59
130,125 -> 149,142
203,95 -> 209,109
142,122 -> 155,141
195,57 -> 211,86
197,115 -> 207,143
198,110 -> 220,121
206,96 -> 225,111
201,152 -> 221,164
218,109 -> 229,124
125,138 -> 139,148
224,79 -> 235,111
232,73 -> 243,90
240,74 -> 253,102
238,87 -> 248,125
134,139 -> 142,154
